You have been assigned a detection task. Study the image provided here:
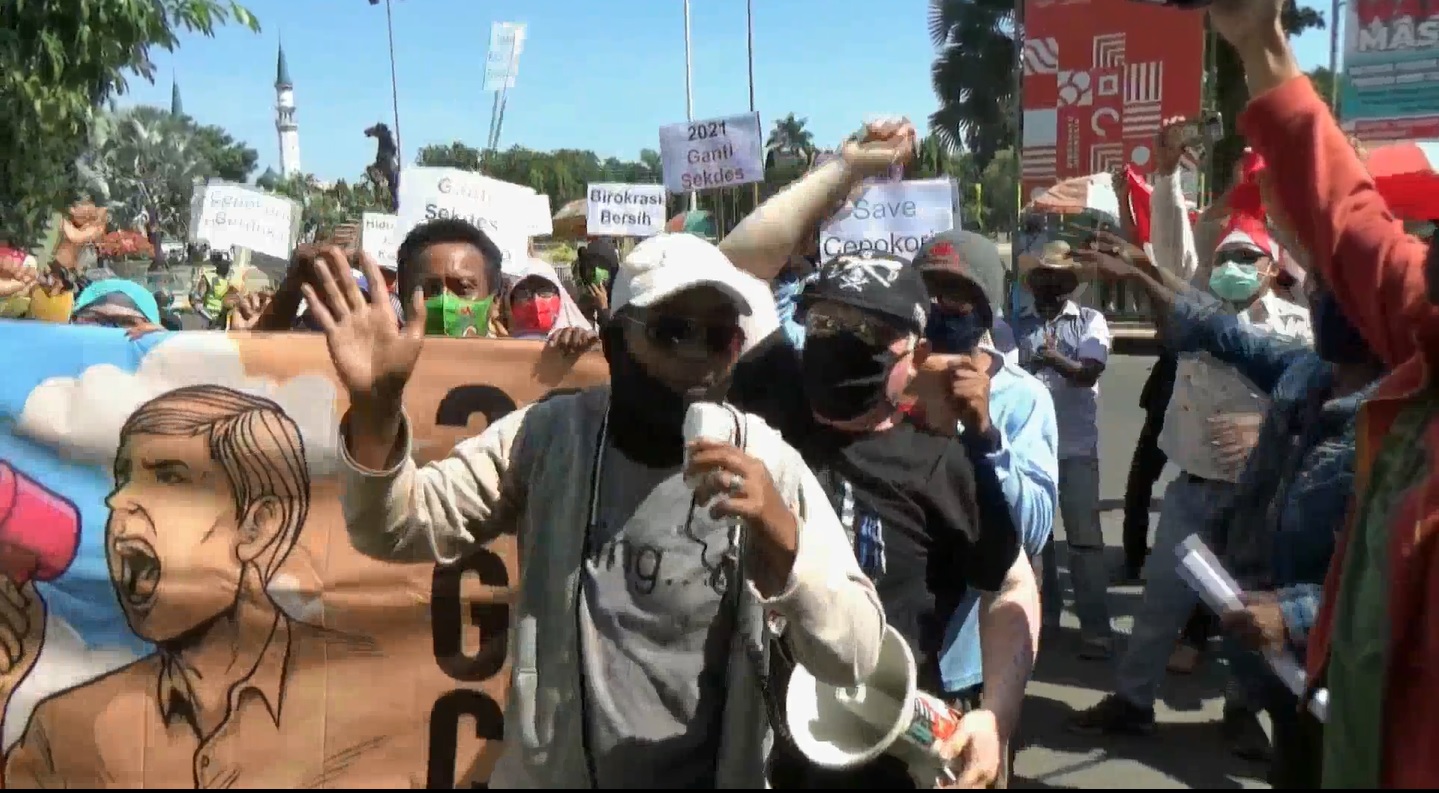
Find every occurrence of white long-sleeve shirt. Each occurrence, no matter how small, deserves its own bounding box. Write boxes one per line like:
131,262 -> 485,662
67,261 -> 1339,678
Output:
1149,172 -> 1311,482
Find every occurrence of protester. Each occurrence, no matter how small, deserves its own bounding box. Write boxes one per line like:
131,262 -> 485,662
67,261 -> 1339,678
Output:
720,123 -> 1041,788
573,238 -> 619,325
909,231 -> 1059,778
501,257 -> 593,340
1213,0 -> 1439,783
70,278 -> 163,332
1081,230 -> 1383,787
309,236 -> 884,788
1069,116 -> 1311,745
394,217 -> 505,337
190,247 -> 239,328
1009,241 -> 1113,660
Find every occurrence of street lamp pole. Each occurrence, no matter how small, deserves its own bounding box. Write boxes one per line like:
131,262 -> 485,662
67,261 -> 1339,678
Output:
747,0 -> 759,211
684,0 -> 697,213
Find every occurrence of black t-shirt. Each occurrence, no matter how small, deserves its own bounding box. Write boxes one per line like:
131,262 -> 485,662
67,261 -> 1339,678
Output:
730,331 -> 1020,679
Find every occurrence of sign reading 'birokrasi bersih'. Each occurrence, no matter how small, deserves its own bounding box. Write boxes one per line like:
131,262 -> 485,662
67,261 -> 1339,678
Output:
585,183 -> 666,237
819,179 -> 957,260
657,112 -> 764,193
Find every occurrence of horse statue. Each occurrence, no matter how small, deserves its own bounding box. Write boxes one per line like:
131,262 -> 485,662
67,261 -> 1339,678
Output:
364,122 -> 400,212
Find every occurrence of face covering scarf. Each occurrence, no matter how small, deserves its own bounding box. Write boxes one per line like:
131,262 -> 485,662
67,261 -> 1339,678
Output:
601,324 -> 730,468
1209,261 -> 1265,303
510,295 -> 562,337
802,331 -> 902,424
926,309 -> 987,354
425,292 -> 492,337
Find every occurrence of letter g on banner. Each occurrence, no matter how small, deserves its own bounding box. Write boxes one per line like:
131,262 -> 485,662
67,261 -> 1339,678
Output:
426,382 -> 516,789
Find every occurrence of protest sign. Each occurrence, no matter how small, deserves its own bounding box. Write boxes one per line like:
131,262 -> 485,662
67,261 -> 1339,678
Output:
658,112 -> 764,193
396,167 -> 532,275
0,322 -> 609,787
819,179 -> 957,260
585,183 -> 667,237
189,181 -> 300,260
361,212 -> 399,269
523,192 -> 553,237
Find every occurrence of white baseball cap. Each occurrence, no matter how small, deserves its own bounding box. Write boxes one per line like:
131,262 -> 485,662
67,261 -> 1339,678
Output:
610,233 -> 754,317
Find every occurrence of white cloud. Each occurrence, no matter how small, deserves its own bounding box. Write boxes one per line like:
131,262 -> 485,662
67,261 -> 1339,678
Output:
15,333 -> 340,476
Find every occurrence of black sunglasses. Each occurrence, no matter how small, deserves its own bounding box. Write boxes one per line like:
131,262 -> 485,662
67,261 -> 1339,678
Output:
627,314 -> 744,356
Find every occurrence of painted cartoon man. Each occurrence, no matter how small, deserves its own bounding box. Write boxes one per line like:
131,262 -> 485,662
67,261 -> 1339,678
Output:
0,385 -> 408,788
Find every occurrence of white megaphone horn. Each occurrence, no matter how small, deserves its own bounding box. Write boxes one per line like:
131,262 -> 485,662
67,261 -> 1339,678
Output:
785,625 -> 962,786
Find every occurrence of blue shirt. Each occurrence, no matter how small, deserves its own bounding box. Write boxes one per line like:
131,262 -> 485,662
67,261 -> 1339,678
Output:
1012,300 -> 1110,459
1165,294 -> 1376,651
775,280 -> 1060,693
938,353 -> 1058,692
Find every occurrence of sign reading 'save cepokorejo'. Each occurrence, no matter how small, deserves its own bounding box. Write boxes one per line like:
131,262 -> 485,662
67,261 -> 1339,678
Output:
657,112 -> 764,194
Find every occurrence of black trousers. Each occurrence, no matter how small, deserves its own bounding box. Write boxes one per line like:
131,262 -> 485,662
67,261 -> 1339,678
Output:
1266,685 -> 1324,788
1122,408 -> 1168,572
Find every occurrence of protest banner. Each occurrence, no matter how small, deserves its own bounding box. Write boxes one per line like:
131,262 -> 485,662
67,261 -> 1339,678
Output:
523,193 -> 553,238
0,321 -> 609,787
658,112 -> 764,193
361,212 -> 399,270
396,166 -> 533,276
189,181 -> 301,261
585,183 -> 667,237
819,179 -> 957,260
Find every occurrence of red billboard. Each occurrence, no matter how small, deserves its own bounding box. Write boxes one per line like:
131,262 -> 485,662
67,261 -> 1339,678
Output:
1020,0 -> 1205,201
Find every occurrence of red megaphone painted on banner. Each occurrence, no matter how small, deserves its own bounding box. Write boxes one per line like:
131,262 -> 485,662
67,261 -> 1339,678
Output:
0,461 -> 81,584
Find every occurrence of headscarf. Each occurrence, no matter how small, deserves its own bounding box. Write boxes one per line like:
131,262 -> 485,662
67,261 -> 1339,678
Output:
72,279 -> 160,326
502,258 -> 593,339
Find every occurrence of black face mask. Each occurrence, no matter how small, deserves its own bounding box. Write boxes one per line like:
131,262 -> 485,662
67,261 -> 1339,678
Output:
926,309 -> 988,354
1311,290 -> 1373,365
802,331 -> 900,424
601,324 -> 729,468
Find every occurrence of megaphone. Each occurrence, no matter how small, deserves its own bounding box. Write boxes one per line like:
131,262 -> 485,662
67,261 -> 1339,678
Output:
785,625 -> 962,786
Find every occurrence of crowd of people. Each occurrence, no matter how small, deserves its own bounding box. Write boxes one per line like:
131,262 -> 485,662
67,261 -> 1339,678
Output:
2,0 -> 1437,787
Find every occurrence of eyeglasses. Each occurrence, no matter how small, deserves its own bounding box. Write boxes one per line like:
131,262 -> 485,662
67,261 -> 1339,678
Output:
628,314 -> 744,356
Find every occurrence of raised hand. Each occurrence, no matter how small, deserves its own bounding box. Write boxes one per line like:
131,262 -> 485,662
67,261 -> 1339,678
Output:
841,117 -> 917,178
1208,0 -> 1287,53
228,291 -> 273,331
1155,117 -> 1191,176
300,247 -> 425,413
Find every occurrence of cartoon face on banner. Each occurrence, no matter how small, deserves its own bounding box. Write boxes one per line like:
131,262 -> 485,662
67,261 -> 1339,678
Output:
0,326 -> 608,788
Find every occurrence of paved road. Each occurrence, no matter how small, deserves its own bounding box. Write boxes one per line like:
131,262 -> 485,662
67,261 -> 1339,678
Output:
1010,354 -> 1270,790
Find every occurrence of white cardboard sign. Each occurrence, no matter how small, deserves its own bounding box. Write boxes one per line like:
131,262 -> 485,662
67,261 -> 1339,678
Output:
819,179 -> 957,261
658,112 -> 764,194
585,183 -> 667,237
188,181 -> 300,260
395,166 -> 532,275
360,213 -> 399,270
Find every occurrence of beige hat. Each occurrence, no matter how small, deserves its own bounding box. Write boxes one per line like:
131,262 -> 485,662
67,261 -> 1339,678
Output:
1018,240 -> 1089,283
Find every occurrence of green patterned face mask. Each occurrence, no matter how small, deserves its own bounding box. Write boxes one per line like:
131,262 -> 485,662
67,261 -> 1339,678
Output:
424,292 -> 492,337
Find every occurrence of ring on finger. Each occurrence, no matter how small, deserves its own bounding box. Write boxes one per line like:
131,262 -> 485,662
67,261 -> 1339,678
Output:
727,473 -> 745,495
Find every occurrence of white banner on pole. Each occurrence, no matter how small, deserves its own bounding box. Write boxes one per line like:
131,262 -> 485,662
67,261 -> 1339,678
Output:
818,179 -> 956,261
585,184 -> 667,237
484,22 -> 526,92
188,181 -> 300,261
657,112 -> 764,194
361,213 -> 399,270
395,166 -> 533,275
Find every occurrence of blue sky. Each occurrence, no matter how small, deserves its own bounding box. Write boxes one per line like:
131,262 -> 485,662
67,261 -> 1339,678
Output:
119,0 -> 1335,183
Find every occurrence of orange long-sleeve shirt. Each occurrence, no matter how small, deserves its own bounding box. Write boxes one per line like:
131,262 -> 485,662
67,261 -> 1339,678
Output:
1240,75 -> 1439,788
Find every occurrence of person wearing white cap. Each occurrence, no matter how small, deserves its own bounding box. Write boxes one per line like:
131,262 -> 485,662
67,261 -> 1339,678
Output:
303,240 -> 884,788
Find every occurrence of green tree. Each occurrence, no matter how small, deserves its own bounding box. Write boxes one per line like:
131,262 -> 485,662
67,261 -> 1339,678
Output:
765,114 -> 817,167
263,173 -> 387,240
926,0 -> 1018,168
190,123 -> 259,183
0,0 -> 259,248
1307,66 -> 1338,111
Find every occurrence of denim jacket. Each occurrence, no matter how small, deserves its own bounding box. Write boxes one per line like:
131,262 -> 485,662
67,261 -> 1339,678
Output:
1166,294 -> 1376,650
